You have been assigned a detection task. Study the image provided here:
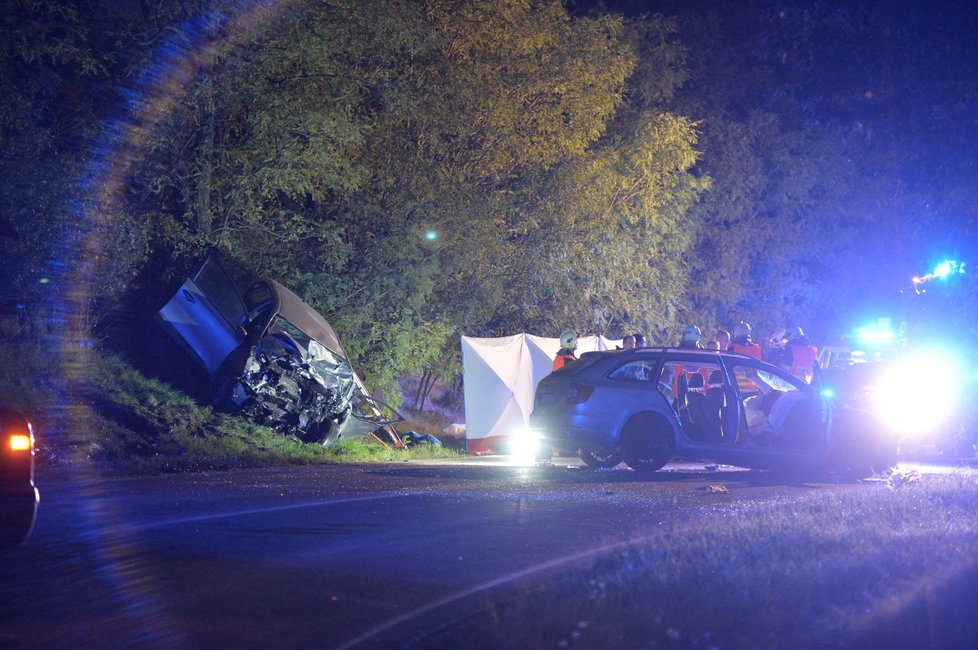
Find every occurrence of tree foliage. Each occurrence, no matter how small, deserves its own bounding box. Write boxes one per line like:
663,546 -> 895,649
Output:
117,0 -> 706,398
7,0 -> 974,404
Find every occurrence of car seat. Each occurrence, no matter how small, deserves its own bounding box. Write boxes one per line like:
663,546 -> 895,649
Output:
705,370 -> 737,443
696,371 -> 724,441
685,373 -> 725,442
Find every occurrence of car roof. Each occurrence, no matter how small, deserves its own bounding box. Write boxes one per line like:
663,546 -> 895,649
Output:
267,279 -> 346,357
582,346 -> 762,361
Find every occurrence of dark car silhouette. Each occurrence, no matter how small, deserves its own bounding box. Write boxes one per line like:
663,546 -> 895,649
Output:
1,407 -> 38,546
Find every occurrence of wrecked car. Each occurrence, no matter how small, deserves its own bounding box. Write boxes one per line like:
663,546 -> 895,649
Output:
157,256 -> 399,446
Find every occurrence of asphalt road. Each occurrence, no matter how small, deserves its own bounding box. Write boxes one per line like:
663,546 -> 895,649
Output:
1,457 -> 975,648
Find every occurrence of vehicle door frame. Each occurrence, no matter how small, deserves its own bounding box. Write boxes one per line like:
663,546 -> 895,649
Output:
665,352 -> 740,450
156,255 -> 251,376
722,356 -> 830,458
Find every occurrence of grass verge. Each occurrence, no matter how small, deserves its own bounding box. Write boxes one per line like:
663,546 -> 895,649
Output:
416,476 -> 978,649
69,353 -> 459,473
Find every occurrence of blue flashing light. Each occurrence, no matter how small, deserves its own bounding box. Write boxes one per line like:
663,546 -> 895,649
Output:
820,387 -> 835,399
933,259 -> 966,279
424,230 -> 439,241
857,327 -> 896,346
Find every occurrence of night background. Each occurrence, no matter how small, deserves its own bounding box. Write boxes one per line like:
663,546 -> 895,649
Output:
4,2 -> 978,647
1,0 -> 976,421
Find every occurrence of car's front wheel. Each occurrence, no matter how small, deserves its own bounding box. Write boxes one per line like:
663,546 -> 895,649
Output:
830,442 -> 898,479
620,414 -> 674,473
579,447 -> 623,468
828,414 -> 898,478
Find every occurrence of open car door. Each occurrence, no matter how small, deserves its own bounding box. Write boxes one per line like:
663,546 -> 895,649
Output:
337,391 -> 404,439
157,256 -> 248,376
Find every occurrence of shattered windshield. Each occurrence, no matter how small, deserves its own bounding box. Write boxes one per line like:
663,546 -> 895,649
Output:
268,315 -> 354,391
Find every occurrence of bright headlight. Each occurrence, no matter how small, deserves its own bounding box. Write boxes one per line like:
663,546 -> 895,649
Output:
509,428 -> 543,464
873,351 -> 959,436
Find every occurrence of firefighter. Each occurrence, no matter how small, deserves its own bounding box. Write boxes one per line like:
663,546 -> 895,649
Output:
673,326 -> 707,403
729,321 -> 762,396
715,329 -> 731,352
782,326 -> 818,384
552,330 -> 579,371
678,325 -> 702,349
729,321 -> 762,359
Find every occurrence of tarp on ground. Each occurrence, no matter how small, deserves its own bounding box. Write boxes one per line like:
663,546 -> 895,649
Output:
461,334 -> 621,454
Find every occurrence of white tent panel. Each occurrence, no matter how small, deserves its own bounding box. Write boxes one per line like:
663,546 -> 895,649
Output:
460,335 -> 523,444
462,333 -> 623,453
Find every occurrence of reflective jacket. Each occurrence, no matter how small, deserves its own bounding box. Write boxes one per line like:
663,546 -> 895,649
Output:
552,349 -> 577,371
730,341 -> 762,394
729,341 -> 762,360
787,343 -> 818,384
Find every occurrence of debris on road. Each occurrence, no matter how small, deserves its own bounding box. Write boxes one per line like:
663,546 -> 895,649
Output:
886,467 -> 922,488
401,431 -> 443,447
707,485 -> 729,494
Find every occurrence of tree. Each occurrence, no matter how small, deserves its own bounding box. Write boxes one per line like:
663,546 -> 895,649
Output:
125,0 -> 706,398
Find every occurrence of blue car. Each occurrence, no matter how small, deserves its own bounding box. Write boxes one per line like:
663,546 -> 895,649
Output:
530,347 -> 896,475
0,408 -> 38,546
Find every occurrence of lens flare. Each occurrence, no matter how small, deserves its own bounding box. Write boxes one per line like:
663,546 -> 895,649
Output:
874,351 -> 959,436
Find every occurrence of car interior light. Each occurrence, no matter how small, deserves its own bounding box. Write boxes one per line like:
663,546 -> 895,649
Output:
8,434 -> 31,451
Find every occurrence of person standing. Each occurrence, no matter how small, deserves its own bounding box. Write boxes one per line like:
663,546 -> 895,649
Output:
552,330 -> 579,371
729,321 -> 762,396
715,329 -> 731,352
729,321 -> 762,360
678,325 -> 702,349
765,328 -> 786,366
782,326 -> 818,383
633,333 -> 648,349
674,325 -> 706,398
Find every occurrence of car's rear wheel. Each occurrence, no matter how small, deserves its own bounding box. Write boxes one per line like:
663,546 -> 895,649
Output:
620,414 -> 674,473
579,447 -> 623,468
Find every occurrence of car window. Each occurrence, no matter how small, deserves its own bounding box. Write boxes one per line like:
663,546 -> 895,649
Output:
755,368 -> 800,393
609,359 -> 657,382
192,257 -> 247,328
733,363 -> 820,447
243,281 -> 275,314
656,363 -> 677,402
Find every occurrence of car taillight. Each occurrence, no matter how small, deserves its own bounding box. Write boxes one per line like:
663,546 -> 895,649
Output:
566,383 -> 595,405
8,434 -> 31,452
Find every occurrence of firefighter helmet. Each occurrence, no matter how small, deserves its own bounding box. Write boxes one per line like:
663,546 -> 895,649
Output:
559,330 -> 578,350
733,321 -> 752,341
681,325 -> 702,347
